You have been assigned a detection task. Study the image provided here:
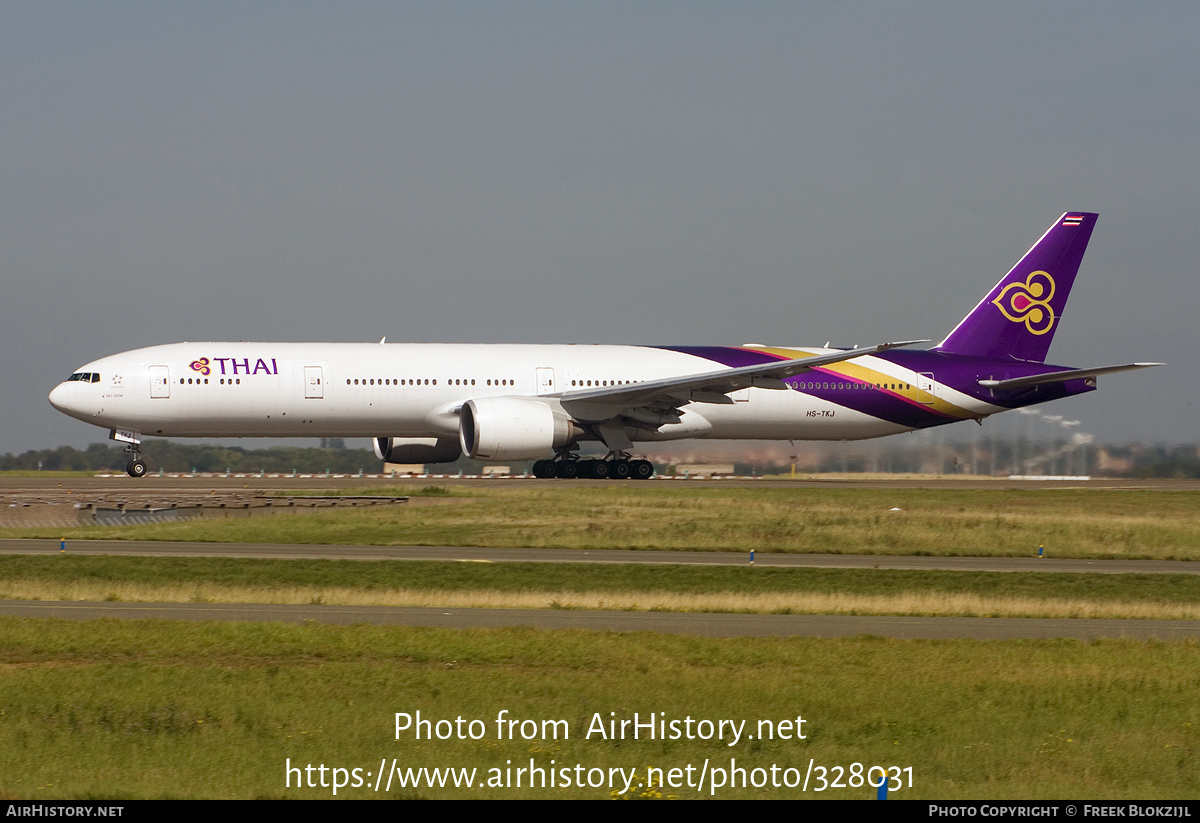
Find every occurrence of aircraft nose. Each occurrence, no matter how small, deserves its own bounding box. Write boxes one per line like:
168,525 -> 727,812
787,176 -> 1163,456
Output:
48,382 -> 69,412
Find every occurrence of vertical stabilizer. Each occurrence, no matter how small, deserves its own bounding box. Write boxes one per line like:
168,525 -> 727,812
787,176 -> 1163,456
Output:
936,212 -> 1097,363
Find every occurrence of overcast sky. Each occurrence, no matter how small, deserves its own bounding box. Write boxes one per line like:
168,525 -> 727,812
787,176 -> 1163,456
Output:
3,2 -> 1196,454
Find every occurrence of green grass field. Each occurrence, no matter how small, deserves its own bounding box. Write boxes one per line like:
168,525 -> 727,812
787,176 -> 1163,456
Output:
4,484 -> 1198,800
3,555 -> 1200,619
4,486 -> 1200,559
2,618 -> 1196,799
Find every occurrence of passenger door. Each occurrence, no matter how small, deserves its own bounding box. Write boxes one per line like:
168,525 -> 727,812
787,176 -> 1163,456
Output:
149,365 -> 170,398
305,366 -> 324,399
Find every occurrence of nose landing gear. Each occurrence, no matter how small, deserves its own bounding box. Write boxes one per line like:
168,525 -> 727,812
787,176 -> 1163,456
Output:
123,444 -> 147,478
109,430 -> 147,478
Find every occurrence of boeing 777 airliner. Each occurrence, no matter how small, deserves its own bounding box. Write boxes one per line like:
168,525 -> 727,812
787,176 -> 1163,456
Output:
49,213 -> 1159,478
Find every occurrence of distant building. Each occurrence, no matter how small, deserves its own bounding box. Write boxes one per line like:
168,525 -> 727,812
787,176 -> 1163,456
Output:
383,463 -> 425,476
675,464 -> 735,478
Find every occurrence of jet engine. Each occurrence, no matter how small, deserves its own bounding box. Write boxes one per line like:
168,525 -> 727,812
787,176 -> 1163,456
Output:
373,436 -> 462,464
458,397 -> 579,461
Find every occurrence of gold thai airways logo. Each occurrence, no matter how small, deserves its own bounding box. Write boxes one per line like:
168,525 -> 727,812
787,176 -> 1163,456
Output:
992,271 -> 1056,335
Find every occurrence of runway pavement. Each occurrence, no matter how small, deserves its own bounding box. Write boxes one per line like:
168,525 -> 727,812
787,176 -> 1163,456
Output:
3,475 -> 1200,491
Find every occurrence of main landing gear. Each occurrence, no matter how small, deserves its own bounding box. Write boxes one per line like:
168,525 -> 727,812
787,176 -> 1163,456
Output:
531,456 -> 654,480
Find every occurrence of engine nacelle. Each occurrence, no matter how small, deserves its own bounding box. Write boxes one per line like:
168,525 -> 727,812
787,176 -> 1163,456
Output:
459,397 -> 577,461
373,436 -> 462,464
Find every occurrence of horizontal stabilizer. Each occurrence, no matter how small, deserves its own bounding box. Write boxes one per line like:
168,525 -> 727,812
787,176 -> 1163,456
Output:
978,362 -> 1163,391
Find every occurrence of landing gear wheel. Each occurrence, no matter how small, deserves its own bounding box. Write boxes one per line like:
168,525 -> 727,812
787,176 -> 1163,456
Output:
556,461 -> 580,479
591,459 -> 610,479
630,459 -> 654,480
126,459 -> 147,478
611,460 -> 631,479
532,459 -> 556,479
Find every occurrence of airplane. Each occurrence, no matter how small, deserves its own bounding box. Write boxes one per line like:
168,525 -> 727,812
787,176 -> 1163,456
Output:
49,212 -> 1160,479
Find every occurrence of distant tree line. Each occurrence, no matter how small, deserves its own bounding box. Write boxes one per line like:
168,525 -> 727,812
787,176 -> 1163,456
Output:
732,442 -> 1200,479
3,439 -> 1199,478
1119,445 -> 1200,479
1,441 -> 380,474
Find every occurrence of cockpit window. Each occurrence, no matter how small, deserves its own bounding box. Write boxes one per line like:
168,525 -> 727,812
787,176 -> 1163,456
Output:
66,372 -> 100,383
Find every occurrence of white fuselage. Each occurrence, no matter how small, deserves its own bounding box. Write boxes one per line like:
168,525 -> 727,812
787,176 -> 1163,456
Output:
49,341 -> 989,445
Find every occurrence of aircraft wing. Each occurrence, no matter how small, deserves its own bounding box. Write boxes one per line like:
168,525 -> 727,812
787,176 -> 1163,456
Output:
558,339 -> 928,421
977,362 -> 1163,392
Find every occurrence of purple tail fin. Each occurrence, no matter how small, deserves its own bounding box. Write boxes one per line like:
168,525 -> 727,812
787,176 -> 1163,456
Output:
936,212 -> 1098,363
